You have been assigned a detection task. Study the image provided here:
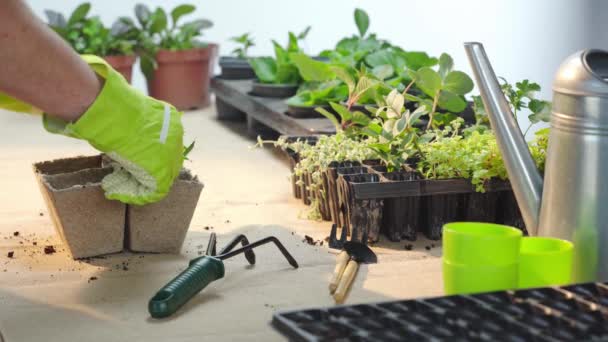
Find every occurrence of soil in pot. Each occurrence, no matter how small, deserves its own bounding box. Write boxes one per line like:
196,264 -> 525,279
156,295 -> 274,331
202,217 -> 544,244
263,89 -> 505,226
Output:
127,169 -> 204,253
147,47 -> 213,111
104,55 -> 137,84
423,193 -> 467,240
250,81 -> 298,98
219,56 -> 256,80
39,167 -> 126,259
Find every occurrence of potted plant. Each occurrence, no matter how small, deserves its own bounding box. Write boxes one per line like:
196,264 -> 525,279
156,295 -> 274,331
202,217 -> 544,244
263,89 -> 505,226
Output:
248,31 -> 308,98
45,3 -> 138,83
130,3 -> 215,110
218,32 -> 257,79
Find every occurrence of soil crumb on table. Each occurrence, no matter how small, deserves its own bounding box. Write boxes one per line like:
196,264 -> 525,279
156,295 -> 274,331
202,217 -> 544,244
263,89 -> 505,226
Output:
7,251 -> 14,258
404,244 -> 413,251
44,245 -> 56,254
88,276 -> 98,283
13,231 -> 19,237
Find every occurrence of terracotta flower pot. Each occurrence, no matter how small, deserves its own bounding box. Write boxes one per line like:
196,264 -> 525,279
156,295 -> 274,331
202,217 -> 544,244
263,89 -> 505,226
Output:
33,156 -> 126,259
147,46 -> 216,110
104,55 -> 137,84
127,169 -> 204,253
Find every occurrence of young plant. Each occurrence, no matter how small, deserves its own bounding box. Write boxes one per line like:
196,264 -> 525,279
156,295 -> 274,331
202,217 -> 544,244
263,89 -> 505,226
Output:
45,3 -> 137,56
129,3 -> 213,79
248,32 -> 305,84
404,53 -> 474,129
230,32 -> 255,59
183,141 -> 196,161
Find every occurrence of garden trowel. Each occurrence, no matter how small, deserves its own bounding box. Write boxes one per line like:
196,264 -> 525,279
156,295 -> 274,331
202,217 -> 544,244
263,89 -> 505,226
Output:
329,241 -> 377,304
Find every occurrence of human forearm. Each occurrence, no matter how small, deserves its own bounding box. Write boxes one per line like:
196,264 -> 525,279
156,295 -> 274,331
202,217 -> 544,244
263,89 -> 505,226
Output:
0,0 -> 101,121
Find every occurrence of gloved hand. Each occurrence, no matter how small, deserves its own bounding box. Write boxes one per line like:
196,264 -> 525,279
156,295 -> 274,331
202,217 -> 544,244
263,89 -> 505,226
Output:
40,55 -> 185,205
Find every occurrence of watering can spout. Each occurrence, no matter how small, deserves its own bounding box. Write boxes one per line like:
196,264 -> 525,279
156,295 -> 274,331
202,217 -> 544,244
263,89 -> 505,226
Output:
464,42 -> 544,235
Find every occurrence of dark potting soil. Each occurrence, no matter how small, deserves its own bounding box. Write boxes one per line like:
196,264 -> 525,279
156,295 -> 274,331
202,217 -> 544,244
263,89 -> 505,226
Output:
7,251 -> 14,258
43,245 -> 56,255
88,276 -> 98,283
13,231 -> 19,237
404,244 -> 413,251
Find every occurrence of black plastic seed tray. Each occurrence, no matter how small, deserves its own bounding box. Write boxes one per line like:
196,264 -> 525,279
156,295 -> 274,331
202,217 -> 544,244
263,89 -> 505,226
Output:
272,282 -> 608,342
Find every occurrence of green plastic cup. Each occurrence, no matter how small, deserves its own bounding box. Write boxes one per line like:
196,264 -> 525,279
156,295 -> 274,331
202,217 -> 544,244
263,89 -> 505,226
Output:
443,222 -> 523,266
518,237 -> 573,289
443,260 -> 518,295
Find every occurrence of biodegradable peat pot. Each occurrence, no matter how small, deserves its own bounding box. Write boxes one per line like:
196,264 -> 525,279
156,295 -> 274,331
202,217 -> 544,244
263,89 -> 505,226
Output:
219,56 -> 255,79
147,47 -> 213,110
127,169 -> 204,253
250,81 -> 298,98
104,55 -> 137,84
36,166 -> 126,259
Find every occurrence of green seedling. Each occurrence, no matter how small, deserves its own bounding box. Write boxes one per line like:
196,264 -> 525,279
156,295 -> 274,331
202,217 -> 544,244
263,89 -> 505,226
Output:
45,2 -> 137,56
128,3 -> 213,80
249,31 -> 307,84
230,32 -> 254,59
183,140 -> 195,161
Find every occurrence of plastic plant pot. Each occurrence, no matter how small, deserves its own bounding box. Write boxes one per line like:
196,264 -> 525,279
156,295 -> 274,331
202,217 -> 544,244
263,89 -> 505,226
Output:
219,56 -> 256,79
518,237 -> 573,289
250,81 -> 298,98
443,260 -> 518,295
443,222 -> 523,266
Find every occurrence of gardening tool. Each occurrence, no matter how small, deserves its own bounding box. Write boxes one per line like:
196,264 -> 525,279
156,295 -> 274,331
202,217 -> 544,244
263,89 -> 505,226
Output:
465,42 -> 608,282
330,241 -> 377,304
328,223 -> 368,250
148,233 -> 298,318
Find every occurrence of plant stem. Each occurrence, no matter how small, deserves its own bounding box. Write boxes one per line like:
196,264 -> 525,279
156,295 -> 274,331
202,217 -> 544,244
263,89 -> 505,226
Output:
402,79 -> 415,96
523,123 -> 533,138
427,91 -> 439,130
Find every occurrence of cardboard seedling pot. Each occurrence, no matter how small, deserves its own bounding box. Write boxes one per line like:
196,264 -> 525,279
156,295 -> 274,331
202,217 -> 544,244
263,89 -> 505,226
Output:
127,169 -> 204,253
104,55 -> 137,84
34,159 -> 126,259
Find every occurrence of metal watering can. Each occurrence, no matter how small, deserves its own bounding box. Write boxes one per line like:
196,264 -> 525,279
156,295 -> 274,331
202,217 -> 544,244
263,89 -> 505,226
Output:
465,42 -> 608,283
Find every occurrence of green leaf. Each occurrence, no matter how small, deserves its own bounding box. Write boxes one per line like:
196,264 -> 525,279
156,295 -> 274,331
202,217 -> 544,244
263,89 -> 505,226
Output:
354,8 -> 370,37
315,107 -> 341,130
402,51 -> 438,70
249,57 -> 277,83
68,3 -> 91,26
273,41 -> 289,64
368,143 -> 391,153
409,105 -> 428,126
110,17 -> 134,36
351,111 -> 371,126
289,53 -> 335,82
365,49 -> 393,67
416,67 -> 442,97
443,71 -> 474,95
171,4 -> 195,27
298,26 -> 311,40
287,32 -> 299,52
150,8 -> 168,34
135,3 -> 151,27
371,64 -> 394,80
329,102 -> 353,122
140,54 -> 157,81
438,53 -> 454,80
331,65 -> 356,93
394,115 -> 408,134
437,91 -> 467,113
183,140 -> 196,159
181,19 -> 213,33
276,64 -> 300,84
44,10 -> 67,29
528,100 -> 551,123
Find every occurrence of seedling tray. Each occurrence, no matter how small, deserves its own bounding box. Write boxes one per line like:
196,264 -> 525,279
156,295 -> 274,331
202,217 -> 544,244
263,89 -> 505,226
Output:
210,78 -> 335,137
272,282 -> 608,341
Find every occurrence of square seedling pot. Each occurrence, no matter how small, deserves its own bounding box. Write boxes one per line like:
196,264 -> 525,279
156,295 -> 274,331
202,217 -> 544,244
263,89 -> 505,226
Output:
127,170 -> 204,253
35,162 -> 126,259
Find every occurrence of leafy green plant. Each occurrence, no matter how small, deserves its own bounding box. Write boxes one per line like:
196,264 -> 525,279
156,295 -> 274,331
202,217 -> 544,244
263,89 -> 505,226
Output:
230,32 -> 254,58
183,141 -> 196,161
404,53 -> 474,129
249,32 -> 305,84
45,3 -> 137,56
255,132 -> 379,219
128,3 -> 213,79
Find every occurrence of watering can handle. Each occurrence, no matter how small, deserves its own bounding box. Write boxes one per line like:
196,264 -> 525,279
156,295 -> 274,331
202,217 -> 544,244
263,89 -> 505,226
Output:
148,256 -> 225,318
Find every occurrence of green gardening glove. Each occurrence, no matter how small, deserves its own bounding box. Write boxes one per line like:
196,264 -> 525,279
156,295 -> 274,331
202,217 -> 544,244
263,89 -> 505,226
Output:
43,55 -> 184,205
0,92 -> 42,114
